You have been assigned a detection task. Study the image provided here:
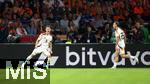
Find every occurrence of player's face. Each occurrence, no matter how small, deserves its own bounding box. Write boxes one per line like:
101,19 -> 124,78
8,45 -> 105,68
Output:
113,23 -> 117,30
45,27 -> 51,34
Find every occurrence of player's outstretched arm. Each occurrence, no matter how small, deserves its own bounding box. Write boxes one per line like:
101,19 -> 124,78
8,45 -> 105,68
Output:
35,34 -> 42,48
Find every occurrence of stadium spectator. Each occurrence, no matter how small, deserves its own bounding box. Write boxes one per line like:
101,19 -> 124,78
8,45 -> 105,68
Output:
0,18 -> 8,42
41,13 -> 50,27
94,14 -> 105,30
80,26 -> 97,43
53,20 -> 61,34
72,14 -> 81,29
60,15 -> 69,34
26,21 -> 37,35
20,3 -> 33,17
7,29 -> 19,43
31,13 -> 41,33
67,25 -> 78,43
133,3 -> 144,15
140,23 -> 150,43
16,22 -> 28,36
130,22 -> 144,43
0,0 -> 149,43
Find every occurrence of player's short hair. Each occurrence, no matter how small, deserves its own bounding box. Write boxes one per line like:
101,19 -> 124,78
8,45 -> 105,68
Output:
114,21 -> 119,26
46,25 -> 51,29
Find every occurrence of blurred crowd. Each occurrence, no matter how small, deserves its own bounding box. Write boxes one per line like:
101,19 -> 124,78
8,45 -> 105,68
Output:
0,0 -> 150,43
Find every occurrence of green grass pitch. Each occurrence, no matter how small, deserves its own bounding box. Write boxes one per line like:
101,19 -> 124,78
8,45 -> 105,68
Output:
50,68 -> 150,84
1,68 -> 150,84
0,69 -> 50,84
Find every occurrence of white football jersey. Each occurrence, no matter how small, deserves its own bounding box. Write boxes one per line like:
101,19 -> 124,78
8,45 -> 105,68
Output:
37,33 -> 52,47
115,27 -> 125,48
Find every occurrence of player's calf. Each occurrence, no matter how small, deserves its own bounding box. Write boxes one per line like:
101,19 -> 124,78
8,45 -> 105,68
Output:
121,54 -> 139,63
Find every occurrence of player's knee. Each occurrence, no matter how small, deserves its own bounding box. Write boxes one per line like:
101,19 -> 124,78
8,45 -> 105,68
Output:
44,53 -> 51,58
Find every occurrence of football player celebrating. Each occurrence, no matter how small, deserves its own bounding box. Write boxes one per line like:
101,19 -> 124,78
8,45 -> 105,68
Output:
22,25 -> 53,68
112,21 -> 139,68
